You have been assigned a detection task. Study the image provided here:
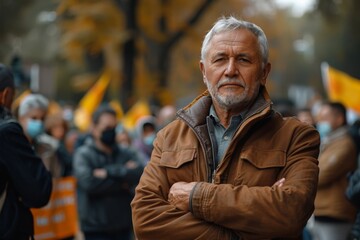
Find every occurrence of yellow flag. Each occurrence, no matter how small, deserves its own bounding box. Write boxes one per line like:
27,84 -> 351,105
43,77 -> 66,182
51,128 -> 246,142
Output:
74,71 -> 110,131
322,63 -> 360,113
11,89 -> 31,114
122,100 -> 151,130
109,99 -> 124,121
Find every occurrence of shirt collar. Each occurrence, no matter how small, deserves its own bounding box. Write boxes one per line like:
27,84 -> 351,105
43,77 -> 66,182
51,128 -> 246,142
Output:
209,105 -> 243,126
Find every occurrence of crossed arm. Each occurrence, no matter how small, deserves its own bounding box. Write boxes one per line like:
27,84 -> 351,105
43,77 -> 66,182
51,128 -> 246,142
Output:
168,178 -> 285,212
132,124 -> 319,239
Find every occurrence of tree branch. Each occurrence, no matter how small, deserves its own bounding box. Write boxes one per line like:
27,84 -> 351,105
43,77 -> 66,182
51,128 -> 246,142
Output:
166,0 -> 215,49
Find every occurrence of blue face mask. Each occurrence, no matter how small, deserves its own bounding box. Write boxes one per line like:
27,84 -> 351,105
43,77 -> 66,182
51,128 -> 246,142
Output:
26,119 -> 44,138
317,121 -> 332,139
143,133 -> 156,146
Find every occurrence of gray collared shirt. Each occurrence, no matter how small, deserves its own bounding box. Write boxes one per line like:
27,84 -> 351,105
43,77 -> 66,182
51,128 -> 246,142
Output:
207,105 -> 244,167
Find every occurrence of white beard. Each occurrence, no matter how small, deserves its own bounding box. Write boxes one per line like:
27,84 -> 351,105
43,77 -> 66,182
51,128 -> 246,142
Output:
205,77 -> 248,109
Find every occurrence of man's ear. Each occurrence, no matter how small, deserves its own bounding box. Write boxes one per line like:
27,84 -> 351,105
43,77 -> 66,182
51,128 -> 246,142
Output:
199,61 -> 206,83
260,62 -> 271,86
2,87 -> 14,109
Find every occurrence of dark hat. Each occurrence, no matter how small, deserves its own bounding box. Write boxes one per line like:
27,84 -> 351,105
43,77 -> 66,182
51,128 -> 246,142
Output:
0,64 -> 15,91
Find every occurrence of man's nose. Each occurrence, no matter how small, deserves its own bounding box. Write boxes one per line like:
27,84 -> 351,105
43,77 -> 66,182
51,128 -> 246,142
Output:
225,59 -> 238,77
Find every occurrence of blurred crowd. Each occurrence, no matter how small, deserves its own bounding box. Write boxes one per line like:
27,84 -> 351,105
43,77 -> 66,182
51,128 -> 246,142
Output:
13,93 -> 178,179
1,60 -> 360,239
274,99 -> 360,240
12,91 -> 177,240
14,91 -> 360,240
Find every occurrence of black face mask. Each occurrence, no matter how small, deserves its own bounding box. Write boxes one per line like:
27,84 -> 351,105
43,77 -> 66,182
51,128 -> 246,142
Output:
100,128 -> 116,146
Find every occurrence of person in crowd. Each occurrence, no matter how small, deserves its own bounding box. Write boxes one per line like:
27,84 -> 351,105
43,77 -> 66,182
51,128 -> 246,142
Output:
313,101 -> 357,240
346,167 -> 360,240
64,129 -> 80,157
0,64 -> 52,239
116,123 -> 132,148
73,105 -> 144,240
297,108 -> 316,127
132,115 -> 157,164
39,109 -> 77,240
131,16 -> 320,239
45,113 -> 73,176
18,93 -> 62,177
349,119 -> 360,157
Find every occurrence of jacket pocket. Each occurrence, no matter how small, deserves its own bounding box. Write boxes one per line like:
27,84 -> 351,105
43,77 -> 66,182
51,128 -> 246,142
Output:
160,148 -> 196,168
159,148 -> 197,183
233,148 -> 286,186
241,148 -> 286,169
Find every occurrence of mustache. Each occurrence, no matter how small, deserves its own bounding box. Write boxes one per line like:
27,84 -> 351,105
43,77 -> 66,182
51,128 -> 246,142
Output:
217,78 -> 245,88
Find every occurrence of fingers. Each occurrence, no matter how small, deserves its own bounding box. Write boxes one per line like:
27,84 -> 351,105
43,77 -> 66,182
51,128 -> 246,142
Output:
274,178 -> 285,187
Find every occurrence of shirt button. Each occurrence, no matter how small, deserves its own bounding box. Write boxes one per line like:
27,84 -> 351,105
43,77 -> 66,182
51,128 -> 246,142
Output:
223,136 -> 229,140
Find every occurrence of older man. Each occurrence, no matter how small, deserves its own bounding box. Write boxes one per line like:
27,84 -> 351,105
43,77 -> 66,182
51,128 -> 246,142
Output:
131,16 -> 320,239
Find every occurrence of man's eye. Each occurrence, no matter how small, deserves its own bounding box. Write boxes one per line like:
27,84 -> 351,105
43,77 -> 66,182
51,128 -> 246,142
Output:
214,58 -> 224,62
239,58 -> 249,62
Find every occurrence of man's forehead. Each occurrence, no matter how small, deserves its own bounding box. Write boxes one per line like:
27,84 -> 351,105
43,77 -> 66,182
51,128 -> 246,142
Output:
207,29 -> 259,54
97,113 -> 116,124
211,29 -> 257,43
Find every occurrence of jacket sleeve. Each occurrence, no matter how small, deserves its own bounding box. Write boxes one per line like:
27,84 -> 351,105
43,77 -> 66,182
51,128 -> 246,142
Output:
346,169 -> 360,208
131,132 -> 237,240
0,122 -> 52,208
317,136 -> 357,188
190,125 -> 320,239
73,147 -> 128,195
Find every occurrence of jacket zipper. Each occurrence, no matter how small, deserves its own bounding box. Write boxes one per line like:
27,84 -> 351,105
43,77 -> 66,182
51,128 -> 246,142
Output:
177,101 -> 271,184
206,117 -> 218,183
213,102 -> 271,182
176,116 -> 213,183
192,126 -> 214,183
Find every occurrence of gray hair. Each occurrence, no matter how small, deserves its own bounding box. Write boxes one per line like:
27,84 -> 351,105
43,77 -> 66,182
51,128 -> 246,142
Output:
200,16 -> 269,66
18,94 -> 49,117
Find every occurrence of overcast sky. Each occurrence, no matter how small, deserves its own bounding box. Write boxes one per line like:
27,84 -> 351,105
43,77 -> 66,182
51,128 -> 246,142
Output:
275,0 -> 316,16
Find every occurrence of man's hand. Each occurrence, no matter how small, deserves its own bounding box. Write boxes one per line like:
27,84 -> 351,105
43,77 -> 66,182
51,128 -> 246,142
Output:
168,182 -> 197,212
273,178 -> 285,187
125,160 -> 138,169
93,168 -> 107,179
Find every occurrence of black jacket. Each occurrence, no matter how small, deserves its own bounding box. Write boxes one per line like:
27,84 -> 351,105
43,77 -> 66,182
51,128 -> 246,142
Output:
347,168 -> 360,208
0,107 -> 52,239
73,139 -> 143,233
347,168 -> 360,238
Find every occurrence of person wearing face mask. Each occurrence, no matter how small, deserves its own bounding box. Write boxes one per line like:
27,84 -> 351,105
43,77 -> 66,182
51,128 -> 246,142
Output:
312,101 -> 357,240
0,64 -> 52,239
18,93 -> 62,178
132,115 -> 157,164
73,105 -> 144,240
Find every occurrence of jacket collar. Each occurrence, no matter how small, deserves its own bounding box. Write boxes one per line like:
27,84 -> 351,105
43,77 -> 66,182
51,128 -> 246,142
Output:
0,106 -> 13,121
177,86 -> 273,129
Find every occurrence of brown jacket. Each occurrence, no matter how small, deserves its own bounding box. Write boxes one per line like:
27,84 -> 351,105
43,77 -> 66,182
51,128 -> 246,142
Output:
314,127 -> 357,222
131,88 -> 320,240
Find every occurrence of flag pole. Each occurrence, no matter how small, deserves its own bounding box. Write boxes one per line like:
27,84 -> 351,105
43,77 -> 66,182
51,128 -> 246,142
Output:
320,62 -> 329,95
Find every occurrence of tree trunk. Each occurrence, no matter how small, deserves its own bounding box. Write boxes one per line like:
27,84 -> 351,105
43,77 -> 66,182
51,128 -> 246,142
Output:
119,0 -> 138,111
